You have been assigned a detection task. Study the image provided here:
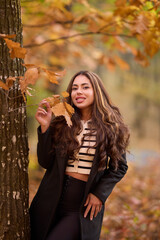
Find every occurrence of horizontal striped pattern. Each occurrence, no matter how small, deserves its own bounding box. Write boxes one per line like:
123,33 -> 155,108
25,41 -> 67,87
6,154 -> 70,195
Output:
65,120 -> 97,175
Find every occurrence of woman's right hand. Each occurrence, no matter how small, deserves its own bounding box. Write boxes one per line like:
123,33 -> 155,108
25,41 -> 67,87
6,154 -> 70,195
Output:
35,99 -> 52,133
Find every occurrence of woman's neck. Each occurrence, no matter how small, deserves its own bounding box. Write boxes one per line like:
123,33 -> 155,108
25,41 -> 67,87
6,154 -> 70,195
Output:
80,109 -> 92,122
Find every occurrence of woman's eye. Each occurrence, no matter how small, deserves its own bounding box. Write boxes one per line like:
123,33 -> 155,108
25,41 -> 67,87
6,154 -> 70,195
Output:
72,88 -> 77,91
83,86 -> 89,89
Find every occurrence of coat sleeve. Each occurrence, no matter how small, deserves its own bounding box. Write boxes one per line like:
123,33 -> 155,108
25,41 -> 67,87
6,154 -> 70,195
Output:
91,153 -> 128,204
37,125 -> 55,169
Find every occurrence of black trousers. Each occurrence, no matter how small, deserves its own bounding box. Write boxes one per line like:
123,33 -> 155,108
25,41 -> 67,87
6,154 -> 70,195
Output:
46,175 -> 86,240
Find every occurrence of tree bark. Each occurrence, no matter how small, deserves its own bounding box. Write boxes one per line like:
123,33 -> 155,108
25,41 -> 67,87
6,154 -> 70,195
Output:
0,0 -> 30,239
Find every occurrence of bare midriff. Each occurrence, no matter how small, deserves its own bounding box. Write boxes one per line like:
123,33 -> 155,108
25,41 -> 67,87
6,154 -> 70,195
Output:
65,171 -> 89,182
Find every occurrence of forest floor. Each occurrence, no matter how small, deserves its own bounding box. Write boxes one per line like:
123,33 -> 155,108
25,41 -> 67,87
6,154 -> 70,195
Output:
29,156 -> 160,240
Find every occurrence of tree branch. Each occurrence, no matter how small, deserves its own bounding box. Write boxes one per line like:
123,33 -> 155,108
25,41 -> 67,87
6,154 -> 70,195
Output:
23,20 -> 74,28
24,31 -> 134,48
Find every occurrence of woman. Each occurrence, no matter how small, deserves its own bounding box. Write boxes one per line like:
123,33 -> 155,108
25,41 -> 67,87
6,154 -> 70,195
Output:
29,70 -> 130,240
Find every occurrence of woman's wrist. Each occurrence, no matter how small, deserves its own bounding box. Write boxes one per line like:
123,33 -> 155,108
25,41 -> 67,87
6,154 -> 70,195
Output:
41,125 -> 50,133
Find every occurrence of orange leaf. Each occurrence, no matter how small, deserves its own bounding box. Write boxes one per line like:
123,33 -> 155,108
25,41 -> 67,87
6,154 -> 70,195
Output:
114,55 -> 130,70
4,38 -> 27,59
0,80 -> 9,90
4,38 -> 20,49
10,47 -> 27,59
24,68 -> 39,85
61,91 -> 69,98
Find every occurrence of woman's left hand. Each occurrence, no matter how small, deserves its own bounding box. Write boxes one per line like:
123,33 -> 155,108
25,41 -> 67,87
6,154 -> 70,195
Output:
84,193 -> 102,221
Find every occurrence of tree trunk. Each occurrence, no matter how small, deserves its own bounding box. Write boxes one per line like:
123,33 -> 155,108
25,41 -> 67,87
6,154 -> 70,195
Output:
0,0 -> 30,239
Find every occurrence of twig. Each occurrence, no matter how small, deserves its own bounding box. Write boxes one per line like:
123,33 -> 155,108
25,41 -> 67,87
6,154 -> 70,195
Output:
8,103 -> 39,113
24,31 -> 133,48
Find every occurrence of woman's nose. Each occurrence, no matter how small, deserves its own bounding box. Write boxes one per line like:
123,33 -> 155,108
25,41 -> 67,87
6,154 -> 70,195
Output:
76,88 -> 83,94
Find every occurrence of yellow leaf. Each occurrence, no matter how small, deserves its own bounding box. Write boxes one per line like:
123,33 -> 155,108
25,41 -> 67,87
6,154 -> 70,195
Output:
61,91 -> 69,98
0,80 -> 9,90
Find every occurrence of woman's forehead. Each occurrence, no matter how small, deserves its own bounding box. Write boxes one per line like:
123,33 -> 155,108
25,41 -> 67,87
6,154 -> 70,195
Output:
72,75 -> 91,85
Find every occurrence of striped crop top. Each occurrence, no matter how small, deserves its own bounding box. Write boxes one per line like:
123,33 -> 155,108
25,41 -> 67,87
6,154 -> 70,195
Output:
65,119 -> 97,175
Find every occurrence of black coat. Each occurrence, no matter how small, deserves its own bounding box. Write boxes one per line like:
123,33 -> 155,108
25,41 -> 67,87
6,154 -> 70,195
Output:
29,126 -> 128,240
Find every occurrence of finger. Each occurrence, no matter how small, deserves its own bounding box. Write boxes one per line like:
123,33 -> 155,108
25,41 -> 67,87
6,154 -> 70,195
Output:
84,195 -> 89,206
84,204 -> 91,218
39,99 -> 48,106
90,205 -> 96,221
37,108 -> 48,115
94,206 -> 100,218
99,205 -> 102,212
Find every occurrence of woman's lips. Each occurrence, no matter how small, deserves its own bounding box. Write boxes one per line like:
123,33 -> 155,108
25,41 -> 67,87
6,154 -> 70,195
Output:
76,97 -> 85,103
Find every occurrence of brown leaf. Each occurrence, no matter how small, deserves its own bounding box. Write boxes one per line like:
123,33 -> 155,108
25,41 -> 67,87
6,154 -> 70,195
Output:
51,102 -> 73,127
64,102 -> 75,116
6,77 -> 16,88
10,47 -> 27,59
4,38 -> 20,49
0,80 -> 9,90
45,95 -> 60,107
19,79 -> 28,94
24,68 -> 39,85
42,69 -> 59,84
61,91 -> 69,98
4,38 -> 27,59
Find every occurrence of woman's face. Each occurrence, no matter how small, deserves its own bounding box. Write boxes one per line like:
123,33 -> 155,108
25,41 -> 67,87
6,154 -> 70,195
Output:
71,75 -> 94,112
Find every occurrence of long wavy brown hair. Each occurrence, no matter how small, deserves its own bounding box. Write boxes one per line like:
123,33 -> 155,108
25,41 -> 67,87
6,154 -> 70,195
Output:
50,70 -> 130,171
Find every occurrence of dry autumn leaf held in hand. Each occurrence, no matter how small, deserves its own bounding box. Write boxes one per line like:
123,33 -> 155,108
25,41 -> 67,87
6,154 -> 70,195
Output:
45,94 -> 74,127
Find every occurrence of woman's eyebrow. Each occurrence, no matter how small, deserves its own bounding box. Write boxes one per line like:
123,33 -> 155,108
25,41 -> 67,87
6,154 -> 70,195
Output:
72,83 -> 89,86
